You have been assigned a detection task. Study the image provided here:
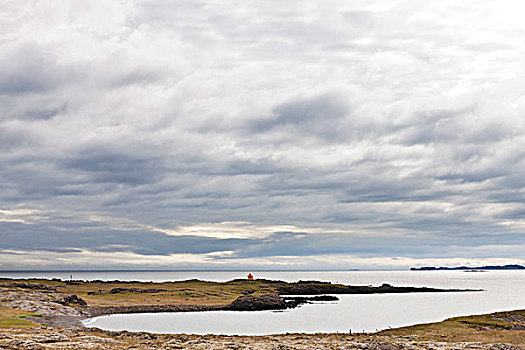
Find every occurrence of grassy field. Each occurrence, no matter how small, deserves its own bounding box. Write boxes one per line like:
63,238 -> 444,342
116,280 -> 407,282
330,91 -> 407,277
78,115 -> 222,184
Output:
382,310 -> 525,344
1,278 -> 282,308
0,306 -> 38,329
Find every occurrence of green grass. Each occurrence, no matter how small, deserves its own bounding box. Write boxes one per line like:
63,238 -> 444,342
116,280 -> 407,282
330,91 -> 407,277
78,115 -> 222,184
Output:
0,316 -> 36,328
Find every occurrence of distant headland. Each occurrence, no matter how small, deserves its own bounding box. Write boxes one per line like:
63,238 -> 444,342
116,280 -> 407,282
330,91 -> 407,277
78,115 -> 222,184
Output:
410,264 -> 525,271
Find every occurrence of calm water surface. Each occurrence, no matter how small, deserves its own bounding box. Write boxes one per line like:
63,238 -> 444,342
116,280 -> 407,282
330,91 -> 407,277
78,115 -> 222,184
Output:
3,270 -> 524,335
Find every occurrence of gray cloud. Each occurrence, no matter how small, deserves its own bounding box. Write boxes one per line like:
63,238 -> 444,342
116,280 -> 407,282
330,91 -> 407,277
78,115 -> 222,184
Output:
1,0 -> 524,269
248,94 -> 351,142
0,44 -> 68,95
0,220 -> 249,256
64,147 -> 164,186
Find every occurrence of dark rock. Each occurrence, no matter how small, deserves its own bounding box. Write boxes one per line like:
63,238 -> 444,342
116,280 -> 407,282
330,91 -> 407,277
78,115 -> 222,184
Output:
229,294 -> 288,311
282,295 -> 339,304
109,287 -> 135,294
277,282 -> 478,295
307,295 -> 339,301
141,288 -> 168,293
297,280 -> 332,284
489,344 -> 524,350
278,283 -> 350,295
1,282 -> 57,291
58,294 -> 87,306
109,287 -> 167,294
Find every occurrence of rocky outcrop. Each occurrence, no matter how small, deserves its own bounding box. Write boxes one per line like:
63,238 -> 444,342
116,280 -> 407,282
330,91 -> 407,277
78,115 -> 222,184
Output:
0,289 -> 87,317
58,294 -> 87,306
282,295 -> 338,303
492,313 -> 525,330
0,282 -> 57,291
489,345 -> 524,350
277,282 -> 478,295
228,294 -> 288,311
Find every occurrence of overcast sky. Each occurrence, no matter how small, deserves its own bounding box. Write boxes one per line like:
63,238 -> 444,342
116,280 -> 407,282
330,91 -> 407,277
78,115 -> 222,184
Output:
1,0 -> 524,270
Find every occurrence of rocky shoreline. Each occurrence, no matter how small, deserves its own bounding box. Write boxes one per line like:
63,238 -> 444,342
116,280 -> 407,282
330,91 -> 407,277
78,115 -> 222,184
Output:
2,327 -> 524,350
31,293 -> 341,328
0,278 -> 523,349
0,278 -> 481,328
1,278 -> 478,321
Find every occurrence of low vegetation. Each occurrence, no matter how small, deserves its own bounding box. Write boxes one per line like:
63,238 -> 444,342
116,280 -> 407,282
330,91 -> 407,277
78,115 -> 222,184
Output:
0,278 -> 524,348
382,310 -> 525,344
0,306 -> 37,329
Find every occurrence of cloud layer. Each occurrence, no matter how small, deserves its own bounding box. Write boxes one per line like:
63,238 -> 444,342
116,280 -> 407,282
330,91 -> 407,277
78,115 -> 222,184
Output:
1,0 -> 524,269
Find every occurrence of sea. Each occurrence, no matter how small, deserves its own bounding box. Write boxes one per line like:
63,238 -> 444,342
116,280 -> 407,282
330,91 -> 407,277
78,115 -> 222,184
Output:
2,270 -> 524,335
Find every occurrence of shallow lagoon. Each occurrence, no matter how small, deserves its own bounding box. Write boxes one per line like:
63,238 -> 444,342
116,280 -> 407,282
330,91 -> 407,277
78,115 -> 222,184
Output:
76,270 -> 525,335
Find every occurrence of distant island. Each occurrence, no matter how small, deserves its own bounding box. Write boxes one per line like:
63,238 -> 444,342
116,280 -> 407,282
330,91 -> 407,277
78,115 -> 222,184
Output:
410,264 -> 525,271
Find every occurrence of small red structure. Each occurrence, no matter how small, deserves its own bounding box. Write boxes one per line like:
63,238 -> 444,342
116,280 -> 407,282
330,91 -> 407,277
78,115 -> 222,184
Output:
247,273 -> 254,280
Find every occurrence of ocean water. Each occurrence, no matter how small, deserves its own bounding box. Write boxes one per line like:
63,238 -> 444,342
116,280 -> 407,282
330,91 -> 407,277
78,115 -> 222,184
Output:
3,270 -> 525,335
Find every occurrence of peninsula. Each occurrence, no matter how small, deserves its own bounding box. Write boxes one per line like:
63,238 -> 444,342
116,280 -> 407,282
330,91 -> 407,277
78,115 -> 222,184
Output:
0,277 -> 478,321
410,264 -> 525,271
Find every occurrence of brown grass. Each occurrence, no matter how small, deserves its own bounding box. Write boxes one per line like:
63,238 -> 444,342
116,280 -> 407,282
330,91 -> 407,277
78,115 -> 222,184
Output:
381,311 -> 525,344
1,278 -> 279,308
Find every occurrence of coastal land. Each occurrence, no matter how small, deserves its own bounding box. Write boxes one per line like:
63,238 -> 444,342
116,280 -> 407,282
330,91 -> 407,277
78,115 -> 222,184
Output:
411,265 -> 525,271
0,278 -> 524,349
